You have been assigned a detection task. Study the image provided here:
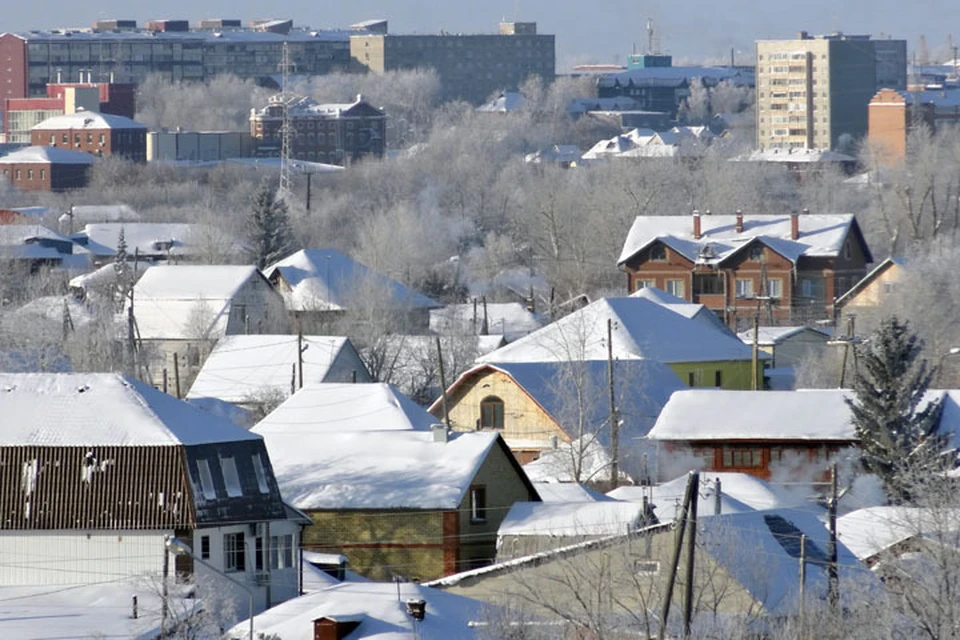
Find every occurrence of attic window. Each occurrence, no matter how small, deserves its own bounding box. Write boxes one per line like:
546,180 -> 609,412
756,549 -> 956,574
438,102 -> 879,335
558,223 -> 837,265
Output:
252,453 -> 270,494
650,245 -> 667,261
196,459 -> 217,500
220,457 -> 243,497
749,245 -> 764,261
479,396 -> 504,430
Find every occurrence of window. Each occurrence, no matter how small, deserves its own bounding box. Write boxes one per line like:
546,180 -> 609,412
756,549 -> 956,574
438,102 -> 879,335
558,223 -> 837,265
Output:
224,532 -> 245,572
714,370 -> 722,388
470,486 -> 487,522
255,536 -> 264,571
843,241 -> 852,260
634,278 -> 656,291
220,457 -> 243,497
721,447 -> 763,468
649,244 -> 667,261
748,245 -> 764,261
196,459 -> 216,500
252,453 -> 270,494
687,372 -> 695,386
479,396 -> 504,430
735,279 -> 754,298
767,278 -> 783,299
635,560 -> 660,575
665,279 -> 685,298
200,535 -> 210,560
883,281 -> 897,295
270,534 -> 295,569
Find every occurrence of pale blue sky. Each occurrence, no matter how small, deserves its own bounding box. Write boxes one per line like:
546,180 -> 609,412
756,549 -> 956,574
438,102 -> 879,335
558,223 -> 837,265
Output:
5,0 -> 957,69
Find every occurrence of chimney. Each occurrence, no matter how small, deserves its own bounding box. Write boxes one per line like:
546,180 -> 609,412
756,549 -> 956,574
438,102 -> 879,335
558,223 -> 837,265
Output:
791,211 -> 800,240
406,599 -> 427,621
431,423 -> 449,443
313,617 -> 361,640
735,209 -> 744,234
692,209 -> 702,239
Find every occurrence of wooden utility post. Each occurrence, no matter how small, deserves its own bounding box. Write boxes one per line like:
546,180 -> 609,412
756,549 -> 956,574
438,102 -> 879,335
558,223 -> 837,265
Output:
161,543 -> 170,635
305,172 -> 312,212
799,534 -> 807,629
436,337 -> 451,429
827,463 -> 839,609
173,353 -> 182,399
607,318 -> 619,489
682,472 -> 700,638
297,328 -> 305,390
657,470 -> 698,640
751,313 -> 760,390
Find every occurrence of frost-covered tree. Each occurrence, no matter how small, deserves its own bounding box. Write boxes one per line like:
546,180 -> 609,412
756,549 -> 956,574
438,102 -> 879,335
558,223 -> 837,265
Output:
846,316 -> 948,503
247,181 -> 293,269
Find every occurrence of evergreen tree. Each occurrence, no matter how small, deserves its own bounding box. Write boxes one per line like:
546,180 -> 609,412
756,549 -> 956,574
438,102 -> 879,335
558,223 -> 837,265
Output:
846,316 -> 949,503
247,181 -> 293,270
112,227 -> 131,311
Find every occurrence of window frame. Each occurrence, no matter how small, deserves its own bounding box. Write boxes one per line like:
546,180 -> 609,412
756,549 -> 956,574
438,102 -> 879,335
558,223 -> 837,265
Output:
649,244 -> 667,262
665,279 -> 685,298
479,396 -> 505,430
470,485 -> 487,523
224,532 -> 246,572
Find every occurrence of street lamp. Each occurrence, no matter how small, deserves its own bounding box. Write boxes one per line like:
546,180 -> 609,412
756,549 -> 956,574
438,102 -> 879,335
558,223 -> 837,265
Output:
164,536 -> 255,640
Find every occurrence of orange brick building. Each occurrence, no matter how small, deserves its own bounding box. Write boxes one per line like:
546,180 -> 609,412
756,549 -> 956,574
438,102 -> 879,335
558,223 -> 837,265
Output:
31,110 -> 147,161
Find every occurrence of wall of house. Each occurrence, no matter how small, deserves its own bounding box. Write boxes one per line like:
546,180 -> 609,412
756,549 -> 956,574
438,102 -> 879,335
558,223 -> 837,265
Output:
658,440 -> 848,482
456,441 -> 539,570
771,331 -> 829,368
0,530 -> 168,586
439,528 -> 758,617
223,275 -> 287,337
302,510 -> 457,581
841,264 -> 901,310
438,369 -> 569,460
667,360 -> 761,390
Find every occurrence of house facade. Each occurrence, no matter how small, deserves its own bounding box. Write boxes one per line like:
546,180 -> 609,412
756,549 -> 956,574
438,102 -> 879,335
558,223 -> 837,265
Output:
0,373 -> 303,612
618,211 -> 873,330
834,257 -> 906,315
0,146 -> 94,191
31,110 -> 147,161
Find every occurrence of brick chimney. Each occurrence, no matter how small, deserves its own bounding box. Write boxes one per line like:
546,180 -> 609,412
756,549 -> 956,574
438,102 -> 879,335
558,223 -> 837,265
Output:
790,211 -> 800,240
313,617 -> 362,640
735,209 -> 744,234
692,209 -> 702,239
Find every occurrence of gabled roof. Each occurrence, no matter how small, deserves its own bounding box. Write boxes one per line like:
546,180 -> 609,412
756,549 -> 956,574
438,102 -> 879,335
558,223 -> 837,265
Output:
187,335 -> 369,404
836,506 -> 960,562
618,213 -> 872,266
737,325 -> 831,347
835,257 -> 907,307
437,360 -> 685,444
73,222 -> 242,258
0,145 -> 96,165
476,297 -> 760,364
265,248 -> 439,312
252,427 -> 505,510
0,373 -> 260,446
32,110 -> 146,130
499,500 -> 647,537
253,382 -> 438,434
131,265 -> 265,340
647,389 -> 857,442
629,286 -> 732,334
0,224 -> 75,260
533,482 -> 615,503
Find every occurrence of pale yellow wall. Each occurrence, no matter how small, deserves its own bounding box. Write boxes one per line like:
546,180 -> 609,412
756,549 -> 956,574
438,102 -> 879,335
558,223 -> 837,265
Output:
439,370 -> 570,448
842,264 -> 902,309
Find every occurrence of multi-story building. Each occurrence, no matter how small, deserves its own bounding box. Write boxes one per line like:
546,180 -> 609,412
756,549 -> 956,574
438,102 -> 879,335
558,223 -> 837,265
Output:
0,146 -> 94,192
249,95 -> 386,165
31,110 -> 147,161
0,19 -> 353,102
756,32 -> 907,151
3,81 -> 135,144
349,21 -> 555,103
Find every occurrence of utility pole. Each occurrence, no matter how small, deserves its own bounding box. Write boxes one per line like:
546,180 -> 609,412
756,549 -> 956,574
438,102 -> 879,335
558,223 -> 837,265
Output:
838,315 -> 856,388
658,470 -> 698,640
436,337 -> 451,429
827,463 -> 839,610
305,172 -> 312,212
278,41 -> 294,201
297,326 -> 305,390
751,312 -> 760,390
173,353 -> 181,399
799,534 -> 807,630
682,471 -> 699,638
607,318 -> 619,489
714,477 -> 722,515
161,542 -> 170,635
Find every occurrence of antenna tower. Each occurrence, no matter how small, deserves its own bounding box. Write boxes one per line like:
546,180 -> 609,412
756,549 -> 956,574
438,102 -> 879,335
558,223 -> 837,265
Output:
278,42 -> 295,200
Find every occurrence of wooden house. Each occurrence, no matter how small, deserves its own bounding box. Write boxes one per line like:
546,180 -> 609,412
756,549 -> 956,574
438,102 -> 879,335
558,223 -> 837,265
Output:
834,257 -> 907,314
617,211 -> 873,329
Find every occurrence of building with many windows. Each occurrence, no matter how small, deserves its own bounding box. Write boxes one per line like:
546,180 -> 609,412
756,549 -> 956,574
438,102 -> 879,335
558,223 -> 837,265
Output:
755,32 -> 906,151
0,146 -> 94,191
31,110 -> 147,161
349,21 -> 555,103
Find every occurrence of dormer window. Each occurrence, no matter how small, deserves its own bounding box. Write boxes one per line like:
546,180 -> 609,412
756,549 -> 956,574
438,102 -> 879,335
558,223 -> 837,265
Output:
649,245 -> 667,262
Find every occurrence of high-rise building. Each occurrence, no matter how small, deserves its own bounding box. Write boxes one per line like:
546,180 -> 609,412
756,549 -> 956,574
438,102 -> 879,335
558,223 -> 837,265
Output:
755,32 -> 906,151
349,21 -> 555,104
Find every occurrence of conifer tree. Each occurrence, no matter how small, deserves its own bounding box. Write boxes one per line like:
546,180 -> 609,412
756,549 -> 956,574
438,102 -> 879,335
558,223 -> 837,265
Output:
846,316 -> 949,503
247,180 -> 293,269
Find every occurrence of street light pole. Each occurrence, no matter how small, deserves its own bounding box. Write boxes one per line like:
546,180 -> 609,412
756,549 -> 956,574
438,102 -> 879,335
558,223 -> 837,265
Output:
165,536 -> 255,640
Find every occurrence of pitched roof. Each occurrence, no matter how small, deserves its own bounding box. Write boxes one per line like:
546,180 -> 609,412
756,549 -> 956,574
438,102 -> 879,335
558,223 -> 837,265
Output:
0,145 -> 96,165
32,110 -> 146,130
836,506 -> 960,562
533,482 -> 615,503
429,302 -> 545,342
499,500 -> 647,537
647,389 -> 857,441
0,373 -> 260,446
73,222 -> 242,258
265,248 -> 439,312
476,297 -> 759,364
630,286 -> 732,334
835,257 -> 907,307
252,428 -> 503,510
618,213 -> 872,266
186,335 -> 368,404
737,325 -> 831,347
253,382 -> 439,434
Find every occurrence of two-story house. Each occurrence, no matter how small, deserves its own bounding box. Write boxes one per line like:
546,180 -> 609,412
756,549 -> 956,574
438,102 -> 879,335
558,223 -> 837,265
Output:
617,210 -> 873,329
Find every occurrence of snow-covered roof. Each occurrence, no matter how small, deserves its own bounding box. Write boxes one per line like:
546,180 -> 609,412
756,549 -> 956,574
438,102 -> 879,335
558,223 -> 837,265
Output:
72,222 -> 242,258
0,373 -> 260,446
533,482 -> 615,503
66,203 -> 140,223
737,325 -> 830,347
187,335 -> 367,404
597,65 -> 754,89
618,213 -> 869,266
733,148 -> 857,163
253,382 -> 439,434
429,302 -> 545,342
648,389 -> 857,441
476,297 -> 759,364
68,261 -> 152,291
0,224 -> 76,261
499,500 -> 646,538
0,145 -> 96,164
630,286 -> 732,334
2,295 -> 97,331
266,248 -> 439,312
253,426 -> 503,509
229,580 -> 486,640
837,506 -> 960,562
131,265 -> 262,340
32,110 -> 146,130
477,91 -> 525,112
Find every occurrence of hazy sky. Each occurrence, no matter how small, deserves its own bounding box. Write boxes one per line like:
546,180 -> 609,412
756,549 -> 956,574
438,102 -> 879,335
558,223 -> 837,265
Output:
5,0 -> 958,69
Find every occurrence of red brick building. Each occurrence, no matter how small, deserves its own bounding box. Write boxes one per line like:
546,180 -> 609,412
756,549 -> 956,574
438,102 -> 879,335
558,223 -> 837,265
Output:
249,94 -> 386,166
31,110 -> 147,161
0,146 -> 94,191
2,81 -> 136,144
617,211 -> 873,329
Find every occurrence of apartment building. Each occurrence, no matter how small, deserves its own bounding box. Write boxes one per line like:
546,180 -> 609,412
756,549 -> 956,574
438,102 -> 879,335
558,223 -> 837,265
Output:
349,21 -> 555,103
756,32 -> 906,151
